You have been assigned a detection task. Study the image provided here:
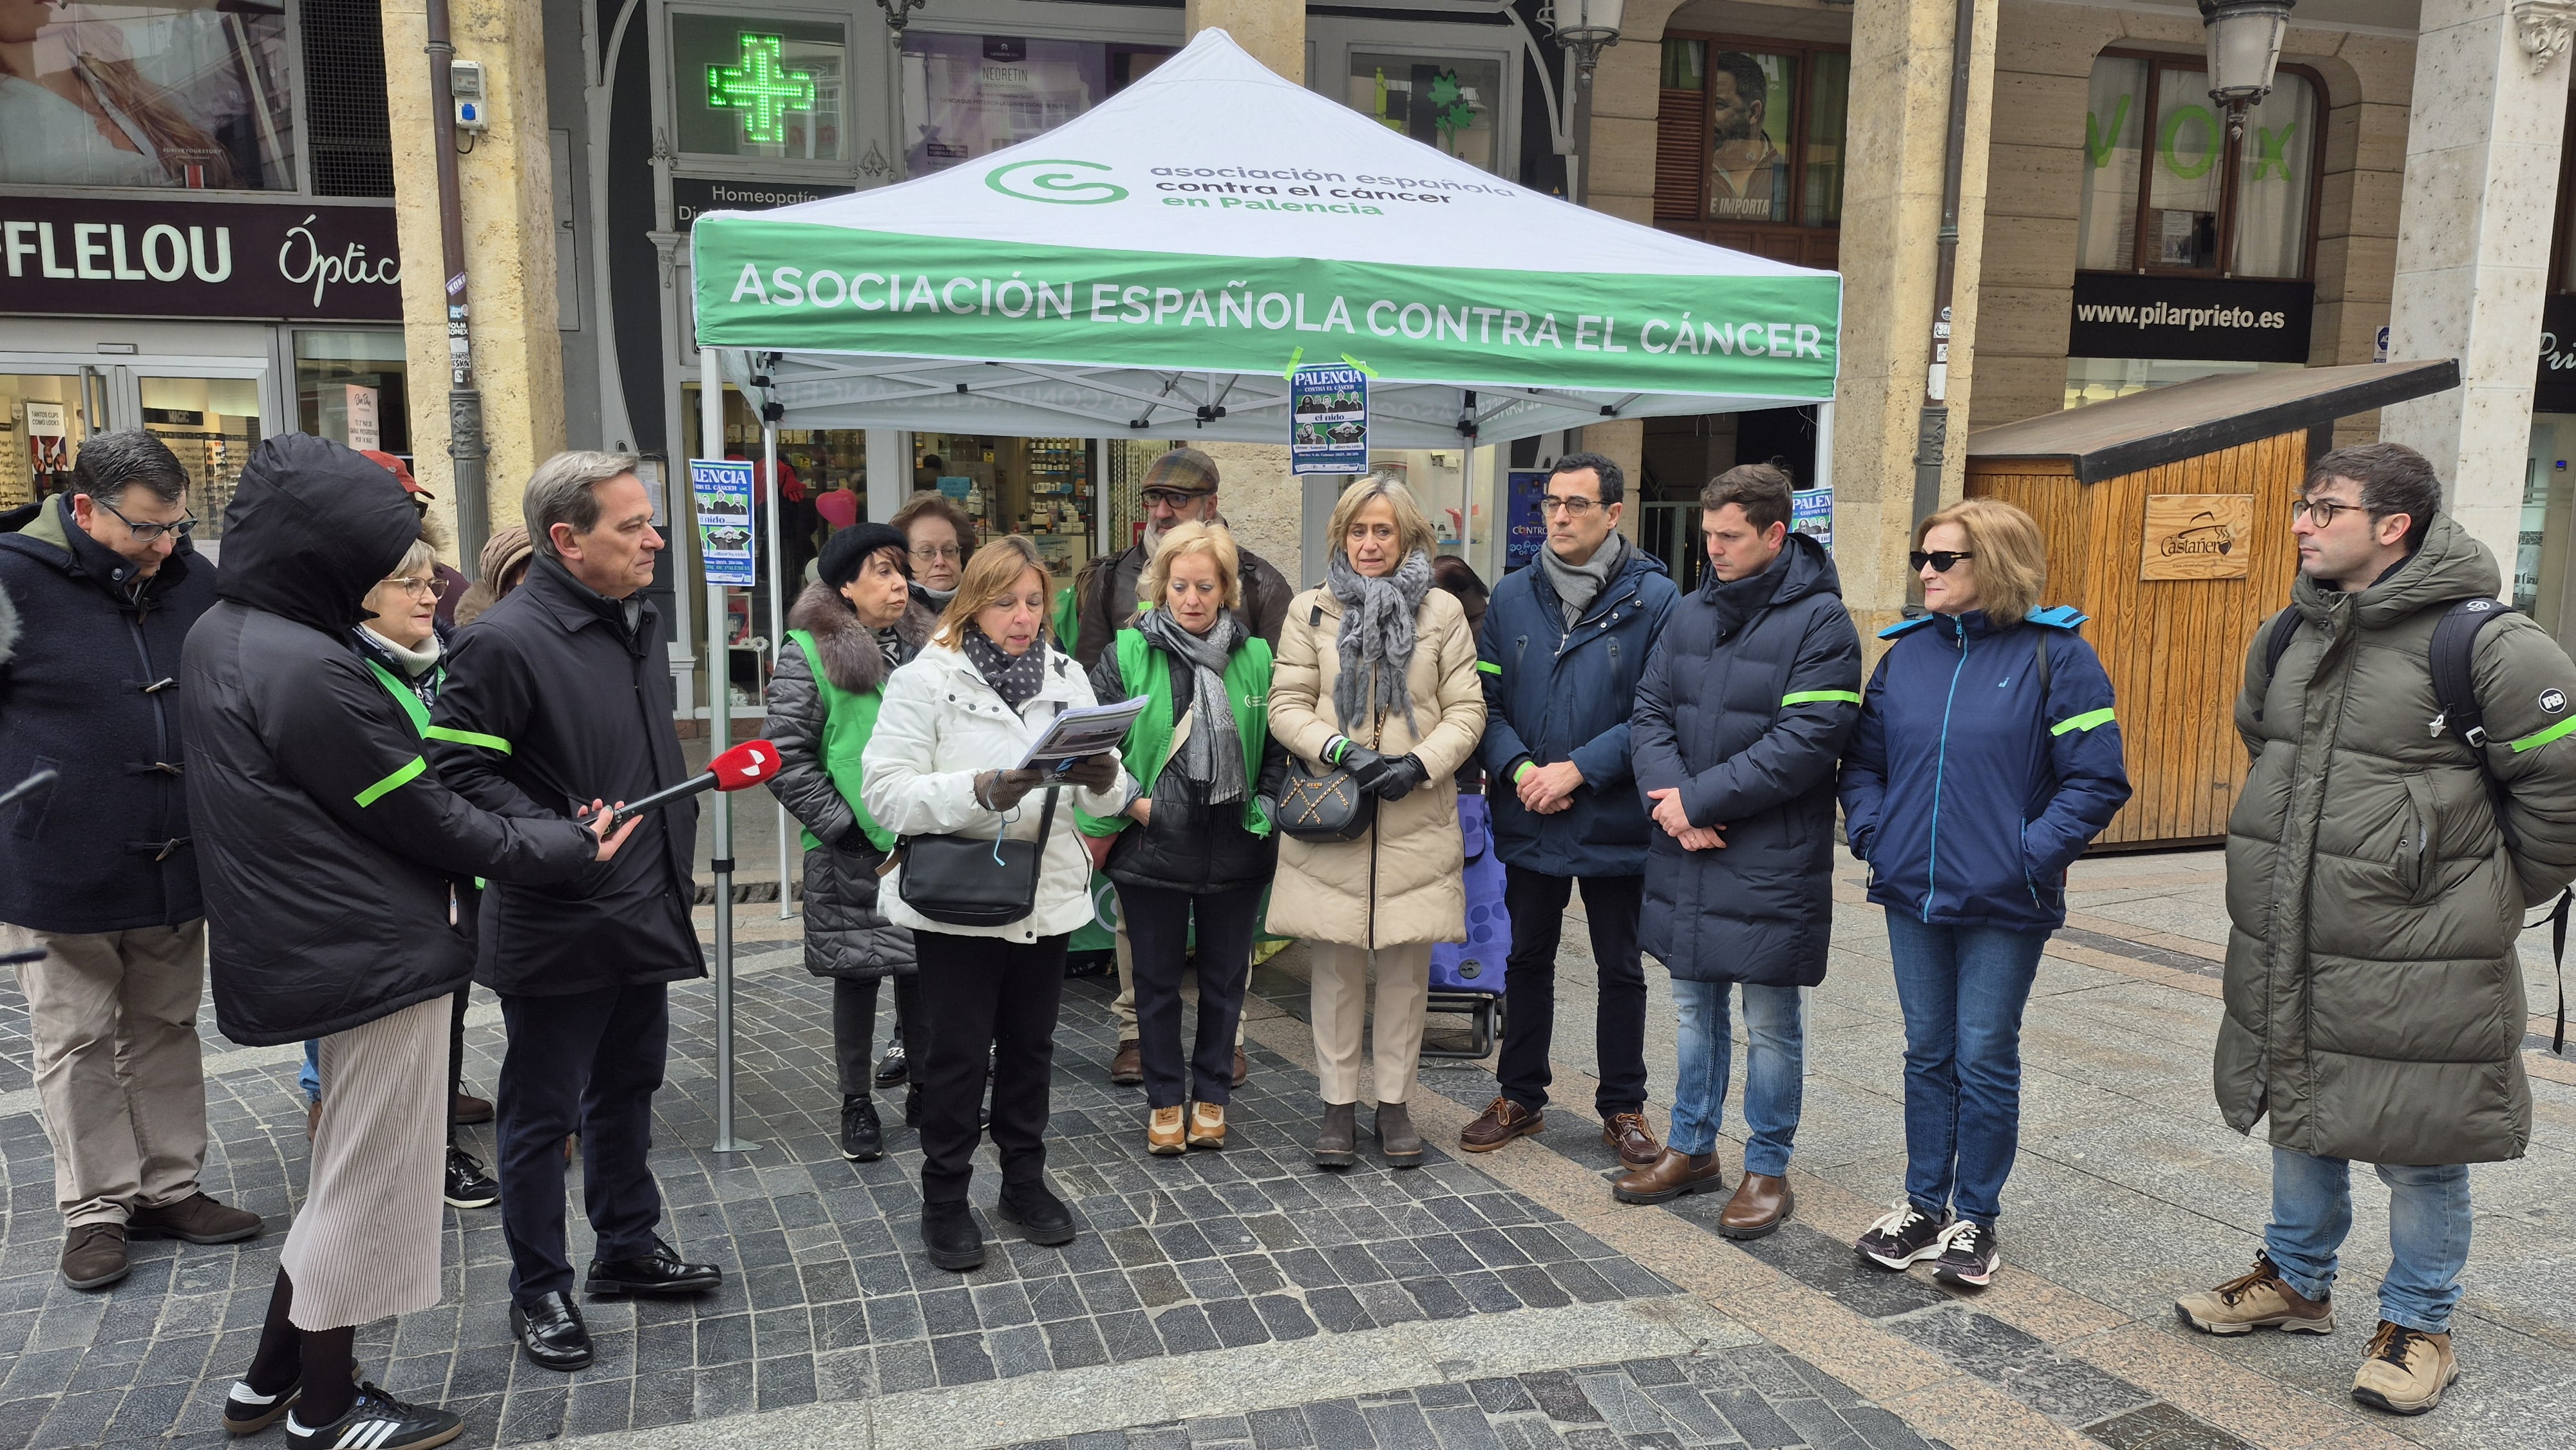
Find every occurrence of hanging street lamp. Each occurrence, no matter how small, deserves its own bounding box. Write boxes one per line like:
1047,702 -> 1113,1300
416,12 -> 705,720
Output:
2197,0 -> 2295,142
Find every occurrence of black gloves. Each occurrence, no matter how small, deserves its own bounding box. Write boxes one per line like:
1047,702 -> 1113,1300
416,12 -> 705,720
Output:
1371,754 -> 1428,800
1334,741 -> 1389,786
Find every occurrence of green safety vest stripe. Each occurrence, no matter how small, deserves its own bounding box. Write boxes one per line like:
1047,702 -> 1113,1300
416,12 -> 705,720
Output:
2050,707 -> 2116,737
355,755 -> 425,807
365,659 -> 432,733
1781,690 -> 1861,706
424,726 -> 509,752
2510,715 -> 2576,754
1078,623 -> 1273,838
788,628 -> 896,854
1476,660 -> 1501,675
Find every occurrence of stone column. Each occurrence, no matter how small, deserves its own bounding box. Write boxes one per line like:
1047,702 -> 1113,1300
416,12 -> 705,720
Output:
1186,0 -> 1302,81
384,0 -> 567,560
1832,0 -> 2000,639
2379,0 -> 2569,560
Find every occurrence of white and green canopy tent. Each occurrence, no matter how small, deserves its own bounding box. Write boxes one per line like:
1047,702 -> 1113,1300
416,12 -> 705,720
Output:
688,28 -> 1842,448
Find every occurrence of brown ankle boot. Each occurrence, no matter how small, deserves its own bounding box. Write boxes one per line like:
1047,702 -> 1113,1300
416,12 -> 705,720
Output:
1612,1149 -> 1727,1205
1718,1172 -> 1794,1239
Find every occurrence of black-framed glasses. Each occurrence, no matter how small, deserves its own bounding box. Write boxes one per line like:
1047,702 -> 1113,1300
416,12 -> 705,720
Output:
2291,496 -> 2363,529
1539,495 -> 1601,516
1141,487 -> 1212,509
1909,549 -> 1975,573
99,499 -> 197,543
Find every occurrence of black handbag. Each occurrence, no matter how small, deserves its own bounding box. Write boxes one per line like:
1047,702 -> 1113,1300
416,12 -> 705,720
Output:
1276,746 -> 1376,843
896,789 -> 1060,927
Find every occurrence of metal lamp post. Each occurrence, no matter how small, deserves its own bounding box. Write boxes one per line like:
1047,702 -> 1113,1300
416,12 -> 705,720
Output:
1535,0 -> 1623,205
2197,0 -> 2294,141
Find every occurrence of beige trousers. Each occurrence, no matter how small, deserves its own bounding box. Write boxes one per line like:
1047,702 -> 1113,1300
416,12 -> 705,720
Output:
5,920 -> 211,1227
1307,941 -> 1432,1106
1110,925 -> 1247,1046
286,995 -> 450,1330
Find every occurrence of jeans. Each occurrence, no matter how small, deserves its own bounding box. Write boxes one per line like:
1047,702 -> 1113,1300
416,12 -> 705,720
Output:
1667,979 -> 1803,1174
1882,914 -> 2049,1227
495,983 -> 671,1303
2264,1148 -> 2472,1335
1497,869 -> 1648,1117
914,931 -> 1067,1204
1121,883 -> 1261,1109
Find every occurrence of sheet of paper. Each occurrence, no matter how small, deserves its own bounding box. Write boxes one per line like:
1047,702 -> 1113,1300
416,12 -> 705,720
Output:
1017,695 -> 1150,769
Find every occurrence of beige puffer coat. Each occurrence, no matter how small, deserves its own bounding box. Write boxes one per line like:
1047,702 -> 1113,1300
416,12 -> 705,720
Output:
1265,582 -> 1486,948
2222,514 -> 2576,1165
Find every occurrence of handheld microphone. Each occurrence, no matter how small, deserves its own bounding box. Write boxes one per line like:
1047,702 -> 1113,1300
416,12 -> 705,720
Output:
604,740 -> 779,831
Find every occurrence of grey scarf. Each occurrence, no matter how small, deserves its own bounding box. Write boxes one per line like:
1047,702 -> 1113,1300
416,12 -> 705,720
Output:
1327,548 -> 1434,736
1141,607 -> 1247,805
1537,531 -> 1624,629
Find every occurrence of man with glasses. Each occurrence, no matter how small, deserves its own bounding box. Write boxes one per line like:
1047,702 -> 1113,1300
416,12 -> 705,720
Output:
1461,451 -> 1678,1172
2178,443 -> 2576,1417
0,429 -> 262,1292
1065,447 -> 1291,1086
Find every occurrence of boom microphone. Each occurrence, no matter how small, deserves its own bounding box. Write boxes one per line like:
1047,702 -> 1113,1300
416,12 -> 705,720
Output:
604,740 -> 779,831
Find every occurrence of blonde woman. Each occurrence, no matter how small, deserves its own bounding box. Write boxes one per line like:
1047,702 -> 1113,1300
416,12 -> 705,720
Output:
862,536 -> 1126,1272
1267,478 -> 1485,1169
1839,498 -> 2130,1288
1079,522 -> 1287,1154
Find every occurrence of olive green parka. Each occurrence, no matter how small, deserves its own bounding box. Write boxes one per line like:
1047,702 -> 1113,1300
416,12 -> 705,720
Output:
2222,513 -> 2576,1164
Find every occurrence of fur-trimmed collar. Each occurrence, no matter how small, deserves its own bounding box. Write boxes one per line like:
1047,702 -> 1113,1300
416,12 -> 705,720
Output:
788,579 -> 933,693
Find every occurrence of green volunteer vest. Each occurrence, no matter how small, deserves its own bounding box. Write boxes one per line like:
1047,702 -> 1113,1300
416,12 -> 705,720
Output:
787,628 -> 896,854
1077,623 -> 1273,838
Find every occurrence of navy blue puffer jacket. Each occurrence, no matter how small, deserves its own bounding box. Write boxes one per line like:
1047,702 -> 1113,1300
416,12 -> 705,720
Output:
1838,608 -> 2132,932
1632,536 -> 1862,986
1477,541 -> 1678,877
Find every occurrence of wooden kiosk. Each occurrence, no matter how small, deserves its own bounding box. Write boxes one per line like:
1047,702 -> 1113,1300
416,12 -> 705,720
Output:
1961,360 -> 2460,848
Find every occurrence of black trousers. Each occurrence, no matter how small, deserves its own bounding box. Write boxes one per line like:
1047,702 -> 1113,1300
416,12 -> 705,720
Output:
914,930 -> 1066,1204
447,989 -> 469,1147
1497,867 -> 1649,1117
496,983 -> 670,1303
1120,883 -> 1260,1109
832,974 -> 926,1098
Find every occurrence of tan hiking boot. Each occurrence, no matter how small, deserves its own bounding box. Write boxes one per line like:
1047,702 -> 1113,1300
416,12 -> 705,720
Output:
2175,1252 -> 2335,1336
1146,1105 -> 1186,1156
1187,1101 -> 1226,1150
2352,1321 -> 2458,1415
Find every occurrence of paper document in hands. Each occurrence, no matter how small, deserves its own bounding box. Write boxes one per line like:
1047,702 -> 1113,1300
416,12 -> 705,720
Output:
1018,695 -> 1151,770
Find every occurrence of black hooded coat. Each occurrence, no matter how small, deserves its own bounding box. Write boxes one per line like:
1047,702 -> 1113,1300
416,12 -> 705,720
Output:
180,435 -> 596,1046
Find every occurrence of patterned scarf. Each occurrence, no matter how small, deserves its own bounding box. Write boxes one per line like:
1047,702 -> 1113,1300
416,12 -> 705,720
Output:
961,626 -> 1048,709
1327,547 -> 1433,736
1140,607 -> 1247,805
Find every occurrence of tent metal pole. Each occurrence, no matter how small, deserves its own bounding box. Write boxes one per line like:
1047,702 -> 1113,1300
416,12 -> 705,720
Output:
763,411 -> 795,921
702,346 -> 755,1153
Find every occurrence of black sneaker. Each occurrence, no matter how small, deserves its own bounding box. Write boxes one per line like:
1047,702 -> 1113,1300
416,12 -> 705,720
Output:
840,1094 -> 884,1162
285,1382 -> 461,1450
873,1045 -> 909,1089
1933,1220 -> 1999,1288
1855,1198 -> 1951,1270
443,1146 -> 498,1209
221,1380 -> 298,1436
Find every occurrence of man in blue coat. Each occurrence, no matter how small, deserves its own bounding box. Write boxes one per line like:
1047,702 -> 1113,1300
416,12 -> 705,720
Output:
1621,464 -> 1861,1234
1461,453 -> 1678,1169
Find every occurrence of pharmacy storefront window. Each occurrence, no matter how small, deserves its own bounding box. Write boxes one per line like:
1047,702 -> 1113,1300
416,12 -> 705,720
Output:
901,35 -> 1171,175
2074,53 -> 2322,278
670,12 -> 849,164
1654,38 -> 1846,266
1346,55 -> 1504,174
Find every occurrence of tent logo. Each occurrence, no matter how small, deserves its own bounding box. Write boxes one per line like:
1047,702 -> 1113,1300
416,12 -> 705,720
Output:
986,159 -> 1128,205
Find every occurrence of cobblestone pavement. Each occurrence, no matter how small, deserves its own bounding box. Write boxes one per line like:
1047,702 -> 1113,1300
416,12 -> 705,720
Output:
1,843 -> 2570,1450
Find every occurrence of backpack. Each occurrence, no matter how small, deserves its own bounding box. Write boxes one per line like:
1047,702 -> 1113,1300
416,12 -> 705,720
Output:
2254,600 -> 2570,1053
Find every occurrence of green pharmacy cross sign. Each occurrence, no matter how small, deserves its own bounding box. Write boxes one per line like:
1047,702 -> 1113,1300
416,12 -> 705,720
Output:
708,33 -> 817,146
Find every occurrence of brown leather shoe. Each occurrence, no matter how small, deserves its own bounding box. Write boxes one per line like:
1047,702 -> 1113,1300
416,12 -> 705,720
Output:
453,1091 -> 495,1125
1110,1039 -> 1144,1086
1602,1112 -> 1662,1169
1459,1097 -> 1544,1152
128,1191 -> 262,1245
60,1223 -> 129,1291
1612,1149 -> 1727,1205
1718,1172 -> 1794,1239
1231,1049 -> 1249,1088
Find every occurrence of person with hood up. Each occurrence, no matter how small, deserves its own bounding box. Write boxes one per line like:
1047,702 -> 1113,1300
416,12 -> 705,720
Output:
762,523 -> 937,1163
1618,464 -> 1859,1234
1839,498 -> 2130,1291
182,433 -> 636,1450
2172,445 -> 2576,1417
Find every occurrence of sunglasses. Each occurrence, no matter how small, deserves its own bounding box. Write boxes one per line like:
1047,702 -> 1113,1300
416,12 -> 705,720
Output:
1909,549 -> 1975,573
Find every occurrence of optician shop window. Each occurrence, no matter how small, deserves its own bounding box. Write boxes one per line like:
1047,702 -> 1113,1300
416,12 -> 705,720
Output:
2075,52 -> 2323,278
901,35 -> 1172,176
670,12 -> 849,164
1653,37 -> 1846,270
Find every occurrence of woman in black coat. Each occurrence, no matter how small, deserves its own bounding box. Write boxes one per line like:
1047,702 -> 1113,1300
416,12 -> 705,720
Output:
762,525 -> 938,1162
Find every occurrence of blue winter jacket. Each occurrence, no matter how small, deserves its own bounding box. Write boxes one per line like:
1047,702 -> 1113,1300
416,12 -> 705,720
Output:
1838,608 -> 2132,932
1477,541 -> 1679,877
